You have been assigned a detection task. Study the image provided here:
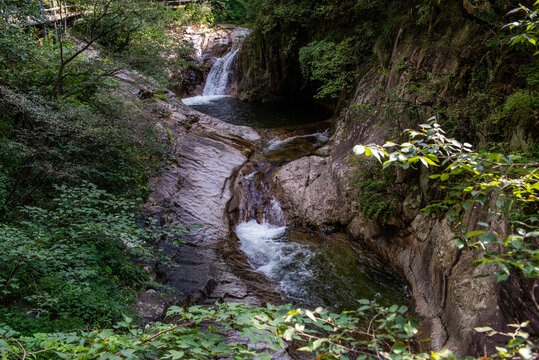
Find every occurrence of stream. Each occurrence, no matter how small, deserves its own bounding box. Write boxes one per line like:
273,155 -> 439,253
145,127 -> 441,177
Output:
182,45 -> 409,311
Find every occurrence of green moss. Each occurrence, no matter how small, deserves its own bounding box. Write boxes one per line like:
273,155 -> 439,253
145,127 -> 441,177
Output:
501,89 -> 539,125
299,38 -> 361,100
152,92 -> 169,102
516,61 -> 539,88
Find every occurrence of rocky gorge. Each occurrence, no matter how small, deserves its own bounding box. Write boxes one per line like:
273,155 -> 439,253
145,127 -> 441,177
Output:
4,1 -> 535,358
141,6 -> 537,357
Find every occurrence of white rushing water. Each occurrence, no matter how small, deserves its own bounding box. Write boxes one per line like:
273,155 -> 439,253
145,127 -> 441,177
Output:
181,36 -> 410,309
236,220 -> 314,298
182,95 -> 232,106
235,218 -> 410,309
236,220 -> 308,278
202,49 -> 239,96
236,220 -> 287,272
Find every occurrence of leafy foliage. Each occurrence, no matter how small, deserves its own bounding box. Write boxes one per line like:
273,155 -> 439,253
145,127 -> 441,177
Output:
172,2 -> 215,26
71,0 -> 198,88
348,157 -> 397,225
0,1 -> 41,66
211,0 -> 246,24
504,1 -> 539,55
0,0 -> 188,335
170,0 -> 247,26
239,0 -> 397,103
0,86 -> 165,217
0,301 -> 420,359
1,301 -> 537,359
0,183 -> 184,334
299,38 -> 360,100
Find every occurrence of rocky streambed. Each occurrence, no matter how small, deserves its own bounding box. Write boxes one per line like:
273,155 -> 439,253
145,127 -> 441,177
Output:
136,25 -> 412,322
142,101 -> 285,314
140,94 -> 410,318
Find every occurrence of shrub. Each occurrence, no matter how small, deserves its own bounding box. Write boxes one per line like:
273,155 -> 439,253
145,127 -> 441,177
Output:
299,38 -> 360,100
0,184 -> 151,333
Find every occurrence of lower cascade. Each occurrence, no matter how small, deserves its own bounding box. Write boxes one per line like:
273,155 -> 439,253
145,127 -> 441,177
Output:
235,213 -> 409,311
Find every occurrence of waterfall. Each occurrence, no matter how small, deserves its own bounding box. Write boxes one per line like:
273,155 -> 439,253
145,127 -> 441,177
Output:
235,167 -> 287,226
202,49 -> 239,96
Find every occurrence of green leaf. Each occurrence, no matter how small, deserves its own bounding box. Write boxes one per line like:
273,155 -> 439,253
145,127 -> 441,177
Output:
479,233 -> 496,244
440,173 -> 450,181
313,338 -> 324,350
391,341 -> 407,354
353,145 -> 365,155
365,147 -> 373,157
475,326 -> 493,333
466,230 -> 485,238
304,310 -> 317,322
165,350 -> 185,359
283,327 -> 295,341
519,347 -> 533,360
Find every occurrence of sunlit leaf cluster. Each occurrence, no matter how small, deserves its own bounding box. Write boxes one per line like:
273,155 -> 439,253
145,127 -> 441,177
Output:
354,119 -> 538,281
503,1 -> 539,55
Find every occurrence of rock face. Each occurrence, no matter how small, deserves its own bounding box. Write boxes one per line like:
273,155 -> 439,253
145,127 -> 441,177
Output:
236,26 -> 308,102
182,25 -> 249,62
346,202 -> 515,354
144,99 -> 283,313
272,154 -> 351,229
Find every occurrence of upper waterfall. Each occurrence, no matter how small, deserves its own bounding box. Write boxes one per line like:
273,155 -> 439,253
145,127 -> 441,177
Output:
202,49 -> 239,96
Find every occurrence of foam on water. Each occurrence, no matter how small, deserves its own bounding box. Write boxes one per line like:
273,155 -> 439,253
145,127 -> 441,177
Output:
236,220 -> 316,299
182,95 -> 232,106
236,219 -> 410,310
236,220 -> 288,275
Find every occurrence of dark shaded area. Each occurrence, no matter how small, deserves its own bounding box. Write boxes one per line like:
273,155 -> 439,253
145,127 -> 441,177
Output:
184,96 -> 332,128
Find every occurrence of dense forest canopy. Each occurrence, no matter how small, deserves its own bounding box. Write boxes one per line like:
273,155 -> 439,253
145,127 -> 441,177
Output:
0,0 -> 537,359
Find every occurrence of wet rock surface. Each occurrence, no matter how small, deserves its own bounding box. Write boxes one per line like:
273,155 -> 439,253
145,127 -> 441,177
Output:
271,155 -> 351,229
182,25 -> 249,62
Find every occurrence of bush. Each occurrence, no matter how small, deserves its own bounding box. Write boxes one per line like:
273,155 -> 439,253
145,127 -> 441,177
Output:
0,85 -> 166,216
211,0 -> 246,24
0,184 -> 152,333
299,38 -> 360,100
172,2 -> 215,26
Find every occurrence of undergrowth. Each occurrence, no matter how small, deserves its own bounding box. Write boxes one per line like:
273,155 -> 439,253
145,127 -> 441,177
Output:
348,156 -> 398,225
